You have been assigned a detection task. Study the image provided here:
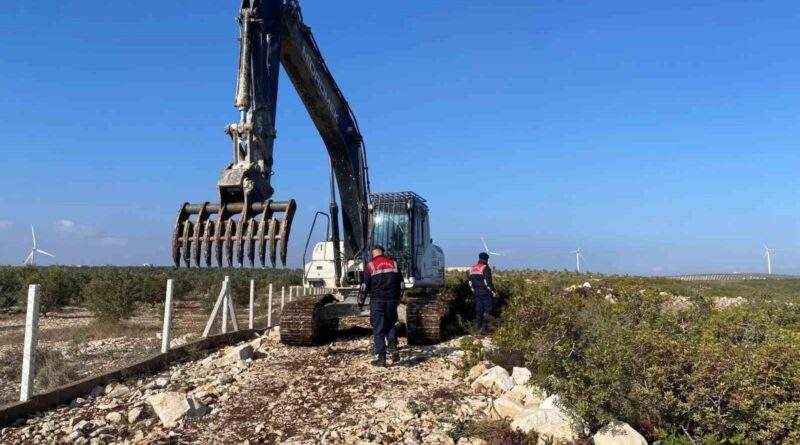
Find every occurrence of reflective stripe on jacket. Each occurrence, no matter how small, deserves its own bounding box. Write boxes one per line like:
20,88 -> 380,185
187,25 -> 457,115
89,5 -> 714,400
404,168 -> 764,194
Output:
469,261 -> 496,296
360,255 -> 403,301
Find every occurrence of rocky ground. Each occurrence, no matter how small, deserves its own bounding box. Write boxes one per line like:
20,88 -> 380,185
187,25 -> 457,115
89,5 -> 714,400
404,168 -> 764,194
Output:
0,321 -> 499,445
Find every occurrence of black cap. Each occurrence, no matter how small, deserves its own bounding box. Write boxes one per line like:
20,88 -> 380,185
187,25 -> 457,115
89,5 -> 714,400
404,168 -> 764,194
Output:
371,245 -> 385,253
479,252 -> 490,261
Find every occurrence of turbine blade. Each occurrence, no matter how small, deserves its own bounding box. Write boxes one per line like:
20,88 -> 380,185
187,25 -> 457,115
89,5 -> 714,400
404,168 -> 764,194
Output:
481,238 -> 490,253
36,249 -> 55,258
31,226 -> 36,248
490,252 -> 504,256
24,252 -> 33,265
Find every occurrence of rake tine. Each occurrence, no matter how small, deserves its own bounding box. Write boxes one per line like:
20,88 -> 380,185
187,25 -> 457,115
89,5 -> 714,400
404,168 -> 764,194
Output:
235,219 -> 243,267
225,219 -> 235,268
204,220 -> 214,267
268,218 -> 279,268
246,221 -> 256,268
182,220 -> 192,268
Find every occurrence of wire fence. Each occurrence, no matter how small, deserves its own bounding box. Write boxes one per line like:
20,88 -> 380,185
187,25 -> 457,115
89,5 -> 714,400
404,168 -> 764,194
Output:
0,276 -> 331,407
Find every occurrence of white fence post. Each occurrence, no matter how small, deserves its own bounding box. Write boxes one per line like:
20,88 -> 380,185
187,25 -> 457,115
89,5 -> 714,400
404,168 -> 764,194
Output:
202,278 -> 228,338
289,286 -> 293,303
267,283 -> 273,327
20,284 -> 40,402
222,276 -> 229,334
281,287 -> 285,309
161,279 -> 174,353
226,283 -> 240,332
249,280 -> 255,330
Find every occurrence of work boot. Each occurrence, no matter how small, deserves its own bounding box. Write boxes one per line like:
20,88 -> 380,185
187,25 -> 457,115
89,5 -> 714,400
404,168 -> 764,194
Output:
388,343 -> 400,364
370,355 -> 387,367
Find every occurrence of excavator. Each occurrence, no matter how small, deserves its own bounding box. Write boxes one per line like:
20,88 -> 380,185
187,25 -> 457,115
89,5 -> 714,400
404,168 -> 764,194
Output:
171,0 -> 449,344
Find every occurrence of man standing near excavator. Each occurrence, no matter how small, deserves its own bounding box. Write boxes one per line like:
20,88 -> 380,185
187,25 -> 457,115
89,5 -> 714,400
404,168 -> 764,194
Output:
358,245 -> 403,367
470,252 -> 498,335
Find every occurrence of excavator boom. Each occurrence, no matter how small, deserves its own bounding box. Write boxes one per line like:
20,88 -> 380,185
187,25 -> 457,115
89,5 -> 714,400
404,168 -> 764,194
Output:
172,0 -> 368,268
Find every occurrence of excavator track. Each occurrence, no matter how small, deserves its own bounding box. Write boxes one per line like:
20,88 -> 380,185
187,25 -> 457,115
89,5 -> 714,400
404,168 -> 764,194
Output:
405,296 -> 448,345
279,296 -> 327,345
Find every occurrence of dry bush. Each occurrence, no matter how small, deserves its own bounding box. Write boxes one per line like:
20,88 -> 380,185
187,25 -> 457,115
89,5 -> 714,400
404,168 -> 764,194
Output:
0,346 -> 78,392
450,419 -> 537,445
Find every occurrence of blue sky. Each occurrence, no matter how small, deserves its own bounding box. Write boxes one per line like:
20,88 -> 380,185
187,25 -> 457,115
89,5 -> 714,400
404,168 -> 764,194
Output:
1,0 -> 798,275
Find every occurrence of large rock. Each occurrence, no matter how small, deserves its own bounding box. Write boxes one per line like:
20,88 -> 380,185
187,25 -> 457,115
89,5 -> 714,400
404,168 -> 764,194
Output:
146,392 -> 207,427
214,343 -> 255,367
511,408 -> 582,444
471,366 -> 514,395
511,367 -> 532,386
468,362 -> 490,381
491,394 -> 525,419
539,394 -> 561,410
249,337 -> 263,353
507,384 -> 547,407
127,407 -> 144,424
104,412 -> 125,424
593,421 -> 648,445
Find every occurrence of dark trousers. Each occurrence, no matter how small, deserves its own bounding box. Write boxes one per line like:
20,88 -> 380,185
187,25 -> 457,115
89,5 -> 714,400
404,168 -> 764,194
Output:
475,294 -> 494,333
370,299 -> 398,355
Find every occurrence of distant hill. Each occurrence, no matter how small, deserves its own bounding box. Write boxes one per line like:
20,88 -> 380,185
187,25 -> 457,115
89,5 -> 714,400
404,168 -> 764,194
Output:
668,273 -> 798,282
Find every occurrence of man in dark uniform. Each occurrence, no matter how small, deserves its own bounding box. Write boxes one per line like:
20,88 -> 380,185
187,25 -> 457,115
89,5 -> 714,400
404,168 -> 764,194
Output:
358,245 -> 403,367
469,252 -> 497,335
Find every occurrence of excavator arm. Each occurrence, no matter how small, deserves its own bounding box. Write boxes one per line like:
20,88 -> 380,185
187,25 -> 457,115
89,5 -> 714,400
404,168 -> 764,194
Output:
172,0 -> 370,269
278,0 -> 370,260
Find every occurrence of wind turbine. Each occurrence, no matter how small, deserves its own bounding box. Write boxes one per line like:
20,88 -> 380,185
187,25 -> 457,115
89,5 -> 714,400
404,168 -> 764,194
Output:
23,226 -> 55,266
763,245 -> 779,275
570,248 -> 585,272
481,238 -> 506,258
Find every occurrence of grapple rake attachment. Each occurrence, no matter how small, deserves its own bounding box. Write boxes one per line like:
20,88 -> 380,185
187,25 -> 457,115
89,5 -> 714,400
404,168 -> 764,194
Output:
172,200 -> 296,268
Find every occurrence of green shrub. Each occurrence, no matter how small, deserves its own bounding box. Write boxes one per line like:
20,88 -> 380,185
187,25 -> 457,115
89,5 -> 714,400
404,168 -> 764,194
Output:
0,267 -> 22,308
83,277 -> 139,322
493,274 -> 800,444
39,266 -> 82,312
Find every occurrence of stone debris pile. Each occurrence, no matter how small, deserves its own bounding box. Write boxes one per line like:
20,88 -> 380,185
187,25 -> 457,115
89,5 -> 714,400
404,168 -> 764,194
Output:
465,360 -> 648,445
0,330 -> 493,445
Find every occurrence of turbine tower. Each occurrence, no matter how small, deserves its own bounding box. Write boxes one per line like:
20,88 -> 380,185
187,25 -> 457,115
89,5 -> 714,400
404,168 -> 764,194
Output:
570,248 -> 585,272
763,245 -> 778,275
23,226 -> 55,266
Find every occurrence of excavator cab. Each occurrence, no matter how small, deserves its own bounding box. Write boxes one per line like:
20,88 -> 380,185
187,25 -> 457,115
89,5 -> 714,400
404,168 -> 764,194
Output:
369,192 -> 445,289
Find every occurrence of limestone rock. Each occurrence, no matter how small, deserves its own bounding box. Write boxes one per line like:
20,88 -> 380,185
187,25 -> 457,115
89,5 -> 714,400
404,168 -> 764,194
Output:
249,337 -> 263,352
154,374 -> 171,388
507,384 -> 546,407
467,362 -> 489,381
539,394 -> 561,410
511,408 -> 582,444
511,367 -> 531,386
593,421 -> 648,445
107,384 -> 131,398
146,392 -> 207,427
491,394 -> 524,419
373,397 -> 390,410
104,412 -> 125,424
471,366 -> 514,395
215,344 -> 255,367
127,407 -> 144,424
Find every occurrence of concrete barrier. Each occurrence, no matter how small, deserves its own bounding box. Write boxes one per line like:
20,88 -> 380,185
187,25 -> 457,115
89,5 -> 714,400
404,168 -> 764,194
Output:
0,328 -> 263,427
